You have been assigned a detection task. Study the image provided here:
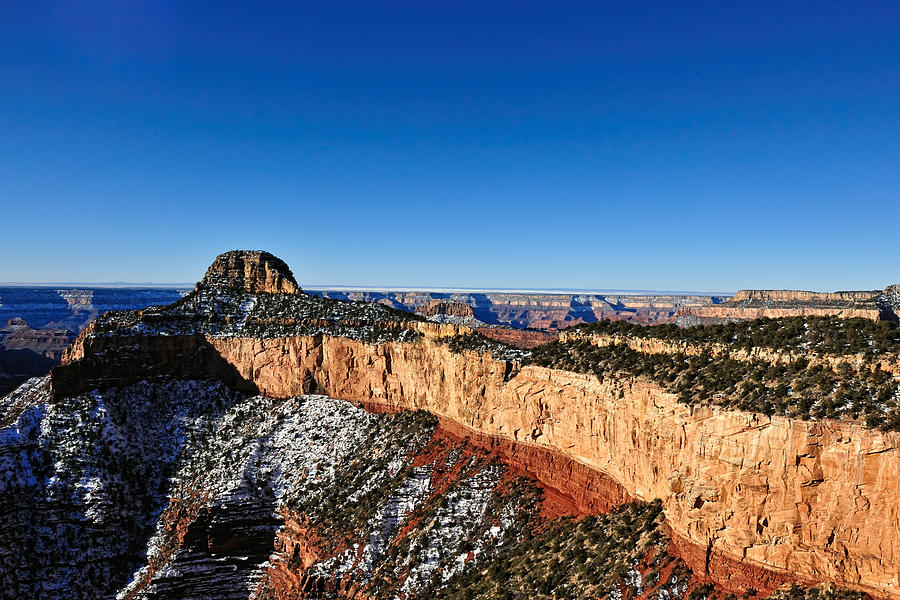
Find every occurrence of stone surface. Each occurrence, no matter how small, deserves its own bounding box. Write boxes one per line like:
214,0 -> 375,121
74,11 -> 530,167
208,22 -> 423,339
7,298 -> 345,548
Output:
416,300 -> 475,318
199,250 -> 301,294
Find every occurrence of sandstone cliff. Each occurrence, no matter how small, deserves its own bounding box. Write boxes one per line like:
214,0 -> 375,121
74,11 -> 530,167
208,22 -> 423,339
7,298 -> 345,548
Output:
56,327 -> 900,598
199,250 -> 301,294
45,251 -> 900,598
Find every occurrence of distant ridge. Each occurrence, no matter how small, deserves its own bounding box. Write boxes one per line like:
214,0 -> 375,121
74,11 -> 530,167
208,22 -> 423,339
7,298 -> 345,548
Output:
0,282 -> 193,288
307,285 -> 734,297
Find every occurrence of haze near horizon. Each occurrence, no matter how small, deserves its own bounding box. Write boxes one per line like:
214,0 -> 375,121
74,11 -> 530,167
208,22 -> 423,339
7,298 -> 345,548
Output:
1,1 -> 898,291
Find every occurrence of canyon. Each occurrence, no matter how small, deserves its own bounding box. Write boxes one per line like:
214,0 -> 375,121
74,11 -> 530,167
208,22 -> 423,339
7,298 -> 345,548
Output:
310,288 -> 728,328
3,250 -> 899,599
0,286 -> 185,395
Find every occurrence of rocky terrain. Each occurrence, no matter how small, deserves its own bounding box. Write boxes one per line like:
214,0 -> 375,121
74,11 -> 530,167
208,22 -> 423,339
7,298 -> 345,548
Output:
310,289 -> 727,329
676,287 -> 900,324
2,250 -> 897,599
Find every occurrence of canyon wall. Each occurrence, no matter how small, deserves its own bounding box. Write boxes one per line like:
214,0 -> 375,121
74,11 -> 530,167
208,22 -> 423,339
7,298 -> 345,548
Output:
677,287 -> 900,324
731,290 -> 879,304
310,289 -> 726,328
0,287 -> 186,333
60,331 -> 900,597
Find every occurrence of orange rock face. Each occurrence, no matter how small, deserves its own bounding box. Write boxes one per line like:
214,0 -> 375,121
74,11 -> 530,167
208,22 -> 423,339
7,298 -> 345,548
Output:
198,250 -> 301,295
678,305 -> 884,321
416,300 -> 475,318
57,323 -> 900,598
187,334 -> 900,598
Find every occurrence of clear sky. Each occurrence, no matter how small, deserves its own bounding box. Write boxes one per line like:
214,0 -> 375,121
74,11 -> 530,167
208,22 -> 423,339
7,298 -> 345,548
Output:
1,1 -> 898,292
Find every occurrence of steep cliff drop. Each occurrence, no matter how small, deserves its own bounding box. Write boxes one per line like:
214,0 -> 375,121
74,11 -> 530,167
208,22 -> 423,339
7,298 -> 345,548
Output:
2,250 -> 894,599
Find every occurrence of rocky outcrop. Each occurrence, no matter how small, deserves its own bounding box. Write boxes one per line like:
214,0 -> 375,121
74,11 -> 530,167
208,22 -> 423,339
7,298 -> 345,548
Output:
198,250 -> 301,294
416,300 -> 475,318
475,326 -> 556,348
678,286 -> 900,324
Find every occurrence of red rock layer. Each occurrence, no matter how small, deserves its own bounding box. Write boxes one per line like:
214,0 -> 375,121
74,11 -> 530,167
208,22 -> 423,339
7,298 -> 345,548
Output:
475,327 -> 556,348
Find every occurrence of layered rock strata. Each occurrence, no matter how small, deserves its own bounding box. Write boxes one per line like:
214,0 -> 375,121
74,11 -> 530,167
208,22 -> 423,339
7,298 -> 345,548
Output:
49,251 -> 900,598
199,250 -> 301,294
312,289 -> 727,328
678,287 -> 900,324
58,328 -> 900,598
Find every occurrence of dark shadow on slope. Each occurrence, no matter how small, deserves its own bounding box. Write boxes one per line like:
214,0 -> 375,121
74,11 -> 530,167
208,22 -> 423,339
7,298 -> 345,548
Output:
564,297 -> 601,324
0,376 -> 252,599
0,348 -> 58,396
50,335 -> 259,398
468,293 -> 503,325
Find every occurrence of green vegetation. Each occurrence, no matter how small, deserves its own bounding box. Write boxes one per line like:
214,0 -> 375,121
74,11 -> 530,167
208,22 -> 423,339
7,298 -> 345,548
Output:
99,288 -> 426,343
429,500 -> 680,600
527,340 -> 900,430
570,317 -> 900,357
437,332 -> 530,362
285,408 -> 438,544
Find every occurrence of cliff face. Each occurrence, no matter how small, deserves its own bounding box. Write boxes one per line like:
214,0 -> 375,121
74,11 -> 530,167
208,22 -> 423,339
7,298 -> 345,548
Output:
561,331 -> 900,377
57,328 -> 900,597
678,305 -> 884,323
205,335 -> 900,597
199,250 -> 301,295
33,251 -> 900,599
416,300 -> 475,318
730,290 -> 879,304
678,287 -> 900,324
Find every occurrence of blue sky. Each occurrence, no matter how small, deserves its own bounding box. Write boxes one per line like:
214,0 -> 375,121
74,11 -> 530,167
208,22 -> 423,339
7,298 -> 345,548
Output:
1,1 -> 898,291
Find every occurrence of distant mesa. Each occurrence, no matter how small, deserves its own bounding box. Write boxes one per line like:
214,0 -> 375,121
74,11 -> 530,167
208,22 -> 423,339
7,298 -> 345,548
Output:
676,284 -> 900,324
199,250 -> 301,295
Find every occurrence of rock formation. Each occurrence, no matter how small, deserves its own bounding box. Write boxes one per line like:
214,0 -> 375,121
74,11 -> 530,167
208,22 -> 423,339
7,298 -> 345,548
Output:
313,289 -> 727,328
4,250 -> 897,599
677,286 -> 900,324
198,249 -> 301,294
416,300 -> 476,318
